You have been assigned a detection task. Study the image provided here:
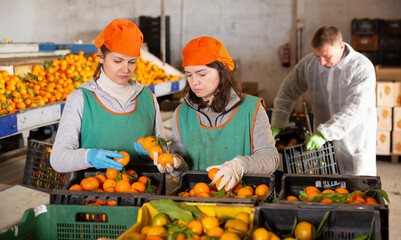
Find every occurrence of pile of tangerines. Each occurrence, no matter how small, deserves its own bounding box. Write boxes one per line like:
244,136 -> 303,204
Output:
131,205 -> 313,240
0,51 -> 97,116
136,210 -> 255,240
132,56 -> 181,86
285,186 -> 378,204
0,52 -> 181,116
177,168 -> 270,199
68,150 -> 158,206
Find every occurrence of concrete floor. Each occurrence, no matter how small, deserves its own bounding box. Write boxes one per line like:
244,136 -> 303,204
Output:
0,155 -> 400,239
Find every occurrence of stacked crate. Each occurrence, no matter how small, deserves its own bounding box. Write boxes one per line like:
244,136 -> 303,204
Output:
379,19 -> 401,66
351,19 -> 380,65
351,18 -> 401,66
376,66 -> 401,162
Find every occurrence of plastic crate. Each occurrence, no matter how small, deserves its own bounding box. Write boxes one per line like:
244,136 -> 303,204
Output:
274,174 -> 389,239
162,171 -> 274,205
380,19 -> 401,35
0,204 -> 139,240
282,141 -> 340,175
254,203 -> 382,240
352,18 -> 380,35
361,51 -> 379,65
22,139 -> 75,192
380,36 -> 401,51
118,201 -> 255,239
379,50 -> 401,66
50,168 -> 165,207
276,174 -> 386,207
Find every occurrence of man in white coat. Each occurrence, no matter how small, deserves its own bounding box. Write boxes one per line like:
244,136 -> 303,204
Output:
271,26 -> 376,176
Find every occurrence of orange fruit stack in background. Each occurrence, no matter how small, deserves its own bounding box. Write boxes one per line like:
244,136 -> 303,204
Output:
0,51 -> 97,116
132,56 -> 180,85
0,52 -> 181,116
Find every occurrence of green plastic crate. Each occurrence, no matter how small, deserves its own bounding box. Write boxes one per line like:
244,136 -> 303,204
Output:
0,204 -> 139,240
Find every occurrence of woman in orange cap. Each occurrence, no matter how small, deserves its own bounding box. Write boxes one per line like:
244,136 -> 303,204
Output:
50,19 -> 165,172
151,36 -> 279,189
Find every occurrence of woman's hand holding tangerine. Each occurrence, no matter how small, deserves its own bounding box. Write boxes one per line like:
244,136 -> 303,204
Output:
133,142 -> 150,160
87,149 -> 124,170
152,152 -> 188,176
206,158 -> 244,191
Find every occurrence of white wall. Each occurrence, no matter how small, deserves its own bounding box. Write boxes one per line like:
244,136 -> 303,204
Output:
0,0 -> 400,109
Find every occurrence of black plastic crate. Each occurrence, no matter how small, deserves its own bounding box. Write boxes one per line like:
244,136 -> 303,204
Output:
276,174 -> 385,207
162,171 -> 274,205
360,51 -> 379,65
380,19 -> 401,35
139,16 -> 171,64
254,203 -> 382,240
380,36 -> 401,51
274,174 -> 389,239
379,50 -> 401,66
282,141 -> 340,175
22,139 -> 75,192
50,168 -> 165,207
352,18 -> 380,35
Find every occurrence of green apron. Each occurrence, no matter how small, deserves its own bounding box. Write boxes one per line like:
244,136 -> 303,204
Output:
80,87 -> 155,162
177,94 -> 263,171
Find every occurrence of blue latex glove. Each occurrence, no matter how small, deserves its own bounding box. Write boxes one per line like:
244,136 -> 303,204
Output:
87,149 -> 124,170
133,142 -> 151,160
304,130 -> 327,150
271,126 -> 284,138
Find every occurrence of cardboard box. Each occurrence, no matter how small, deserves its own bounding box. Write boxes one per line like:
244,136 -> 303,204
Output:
377,107 -> 392,130
394,82 -> 401,106
393,107 -> 401,131
377,131 -> 391,155
375,65 -> 401,81
351,34 -> 379,51
376,82 -> 394,107
14,64 -> 33,76
392,131 -> 401,154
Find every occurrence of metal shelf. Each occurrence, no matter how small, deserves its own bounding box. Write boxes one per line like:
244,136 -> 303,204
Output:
0,103 -> 64,140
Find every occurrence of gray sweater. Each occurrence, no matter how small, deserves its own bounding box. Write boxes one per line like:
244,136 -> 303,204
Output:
170,90 -> 279,175
50,76 -> 165,173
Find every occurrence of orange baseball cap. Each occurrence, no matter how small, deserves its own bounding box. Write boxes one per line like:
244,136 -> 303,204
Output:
182,36 -> 234,71
94,19 -> 143,57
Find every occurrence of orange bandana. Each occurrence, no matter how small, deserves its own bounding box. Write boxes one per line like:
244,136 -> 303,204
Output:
94,19 -> 143,56
182,36 -> 234,71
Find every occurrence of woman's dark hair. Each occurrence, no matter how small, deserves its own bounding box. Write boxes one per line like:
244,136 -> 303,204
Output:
93,45 -> 112,79
185,60 -> 242,112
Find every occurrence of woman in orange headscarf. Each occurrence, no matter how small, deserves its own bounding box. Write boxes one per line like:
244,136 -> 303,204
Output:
50,19 -> 165,172
151,36 -> 279,190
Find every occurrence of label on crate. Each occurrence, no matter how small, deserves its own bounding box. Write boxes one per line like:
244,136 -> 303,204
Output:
34,205 -> 47,217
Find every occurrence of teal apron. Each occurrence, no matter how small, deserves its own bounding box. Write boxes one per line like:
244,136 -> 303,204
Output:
80,87 -> 155,162
177,94 -> 263,170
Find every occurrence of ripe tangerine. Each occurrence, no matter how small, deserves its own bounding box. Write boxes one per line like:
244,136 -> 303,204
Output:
114,151 -> 130,166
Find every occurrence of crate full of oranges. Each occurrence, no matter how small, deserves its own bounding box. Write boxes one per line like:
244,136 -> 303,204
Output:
50,150 -> 165,207
118,199 -> 256,240
157,171 -> 274,206
275,174 -> 389,207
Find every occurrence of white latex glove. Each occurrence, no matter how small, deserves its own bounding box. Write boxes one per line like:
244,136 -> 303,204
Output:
206,158 -> 244,191
153,152 -> 187,174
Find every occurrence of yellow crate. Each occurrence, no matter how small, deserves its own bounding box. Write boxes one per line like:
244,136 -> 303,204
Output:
118,201 -> 255,239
